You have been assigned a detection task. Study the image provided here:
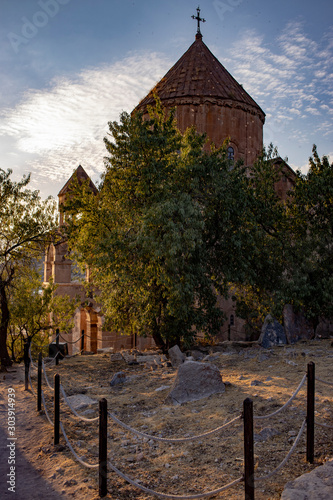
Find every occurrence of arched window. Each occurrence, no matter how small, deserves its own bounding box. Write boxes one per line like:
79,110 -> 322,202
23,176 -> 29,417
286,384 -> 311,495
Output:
227,146 -> 234,161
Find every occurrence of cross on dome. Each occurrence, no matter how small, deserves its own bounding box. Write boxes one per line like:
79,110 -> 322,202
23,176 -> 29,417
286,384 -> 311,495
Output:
191,6 -> 206,37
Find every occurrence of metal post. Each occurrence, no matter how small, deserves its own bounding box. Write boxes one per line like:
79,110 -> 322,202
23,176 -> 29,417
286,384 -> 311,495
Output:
37,352 -> 42,412
24,340 -> 30,391
244,398 -> 255,500
307,362 -> 315,463
54,373 -> 60,445
55,328 -> 60,365
99,398 -> 108,497
81,329 -> 84,353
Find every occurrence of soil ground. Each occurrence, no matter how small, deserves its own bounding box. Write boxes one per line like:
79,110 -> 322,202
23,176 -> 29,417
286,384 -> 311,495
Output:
0,339 -> 332,499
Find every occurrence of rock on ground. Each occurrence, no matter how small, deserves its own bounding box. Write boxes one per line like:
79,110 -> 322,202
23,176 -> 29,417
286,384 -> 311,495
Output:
283,304 -> 314,344
281,459 -> 333,499
168,345 -> 186,368
110,371 -> 126,386
65,394 -> 97,410
259,315 -> 287,348
166,361 -> 225,404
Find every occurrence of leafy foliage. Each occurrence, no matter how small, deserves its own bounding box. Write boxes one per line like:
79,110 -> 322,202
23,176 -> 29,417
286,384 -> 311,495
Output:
65,102 -> 333,346
0,169 -> 57,366
7,263 -> 78,361
281,146 -> 333,329
65,101 -> 255,349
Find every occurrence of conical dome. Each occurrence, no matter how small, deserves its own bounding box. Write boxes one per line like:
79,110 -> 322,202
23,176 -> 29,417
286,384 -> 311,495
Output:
135,34 -> 265,165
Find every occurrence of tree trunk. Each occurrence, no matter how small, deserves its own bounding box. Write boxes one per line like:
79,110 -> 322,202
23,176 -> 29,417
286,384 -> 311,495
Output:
151,327 -> 166,353
0,281 -> 12,368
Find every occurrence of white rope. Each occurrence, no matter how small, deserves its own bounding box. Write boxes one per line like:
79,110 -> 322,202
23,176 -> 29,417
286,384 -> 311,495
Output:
60,385 -> 99,422
60,422 -> 99,469
316,421 -> 333,430
108,411 -> 242,444
44,350 -> 62,364
254,374 -> 307,420
255,419 -> 306,482
316,377 -> 333,386
28,348 -> 38,370
59,333 -> 84,344
28,370 -> 36,396
42,359 -> 55,391
108,460 -> 243,499
41,390 -> 53,426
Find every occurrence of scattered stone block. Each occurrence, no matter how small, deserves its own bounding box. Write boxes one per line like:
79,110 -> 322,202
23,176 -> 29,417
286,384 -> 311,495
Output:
259,315 -> 287,348
136,354 -> 161,364
191,350 -> 204,361
254,427 -> 280,442
66,394 -> 97,410
283,304 -> 314,344
166,361 -> 225,404
145,361 -> 157,370
110,372 -> 126,386
121,351 -> 136,364
202,352 -> 221,362
281,459 -> 333,499
110,353 -> 123,362
168,345 -> 185,368
250,379 -> 263,386
97,347 -> 113,354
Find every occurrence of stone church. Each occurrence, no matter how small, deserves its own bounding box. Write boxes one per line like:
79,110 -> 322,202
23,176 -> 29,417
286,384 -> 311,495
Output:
44,16 -> 296,353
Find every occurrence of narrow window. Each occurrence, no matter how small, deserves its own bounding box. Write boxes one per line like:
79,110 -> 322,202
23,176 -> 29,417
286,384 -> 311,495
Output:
227,146 -> 234,161
230,314 -> 234,326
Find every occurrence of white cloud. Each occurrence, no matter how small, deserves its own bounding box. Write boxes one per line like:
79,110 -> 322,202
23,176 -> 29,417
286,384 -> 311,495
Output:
0,52 -> 171,197
224,20 -> 333,148
305,107 -> 321,116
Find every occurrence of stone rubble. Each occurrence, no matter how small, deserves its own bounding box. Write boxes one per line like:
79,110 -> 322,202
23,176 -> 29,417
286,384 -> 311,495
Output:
281,459 -> 333,500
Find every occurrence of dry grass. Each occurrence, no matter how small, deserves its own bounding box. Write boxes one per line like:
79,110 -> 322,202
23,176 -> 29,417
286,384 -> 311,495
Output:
30,339 -> 333,499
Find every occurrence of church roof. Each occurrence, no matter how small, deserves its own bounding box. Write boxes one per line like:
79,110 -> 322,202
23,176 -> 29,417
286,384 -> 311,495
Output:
135,34 -> 265,122
58,165 -> 98,197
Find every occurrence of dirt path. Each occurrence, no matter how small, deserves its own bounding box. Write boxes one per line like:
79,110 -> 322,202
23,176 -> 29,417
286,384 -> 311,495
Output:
0,367 -> 99,500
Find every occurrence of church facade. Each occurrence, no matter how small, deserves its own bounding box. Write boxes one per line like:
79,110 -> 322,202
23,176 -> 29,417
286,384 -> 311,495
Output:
45,21 -> 297,352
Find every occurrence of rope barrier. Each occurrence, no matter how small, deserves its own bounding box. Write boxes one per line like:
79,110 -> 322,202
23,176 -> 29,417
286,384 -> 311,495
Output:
108,461 -> 243,499
316,377 -> 333,386
28,370 -> 36,396
41,390 -> 53,426
59,333 -> 84,344
255,419 -> 306,482
60,422 -> 99,469
316,421 -> 333,430
254,374 -> 307,420
42,359 -> 55,391
28,348 -> 38,370
108,411 -> 242,444
60,385 -> 99,422
25,354 -> 331,498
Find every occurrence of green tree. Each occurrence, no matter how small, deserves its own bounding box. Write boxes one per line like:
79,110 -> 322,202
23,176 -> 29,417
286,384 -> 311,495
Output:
65,101 -> 254,350
231,144 -> 292,331
7,263 -> 78,361
281,146 -> 333,331
0,169 -> 57,367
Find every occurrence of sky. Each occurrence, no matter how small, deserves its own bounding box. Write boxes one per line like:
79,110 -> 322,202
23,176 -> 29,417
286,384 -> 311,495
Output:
0,0 -> 332,199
